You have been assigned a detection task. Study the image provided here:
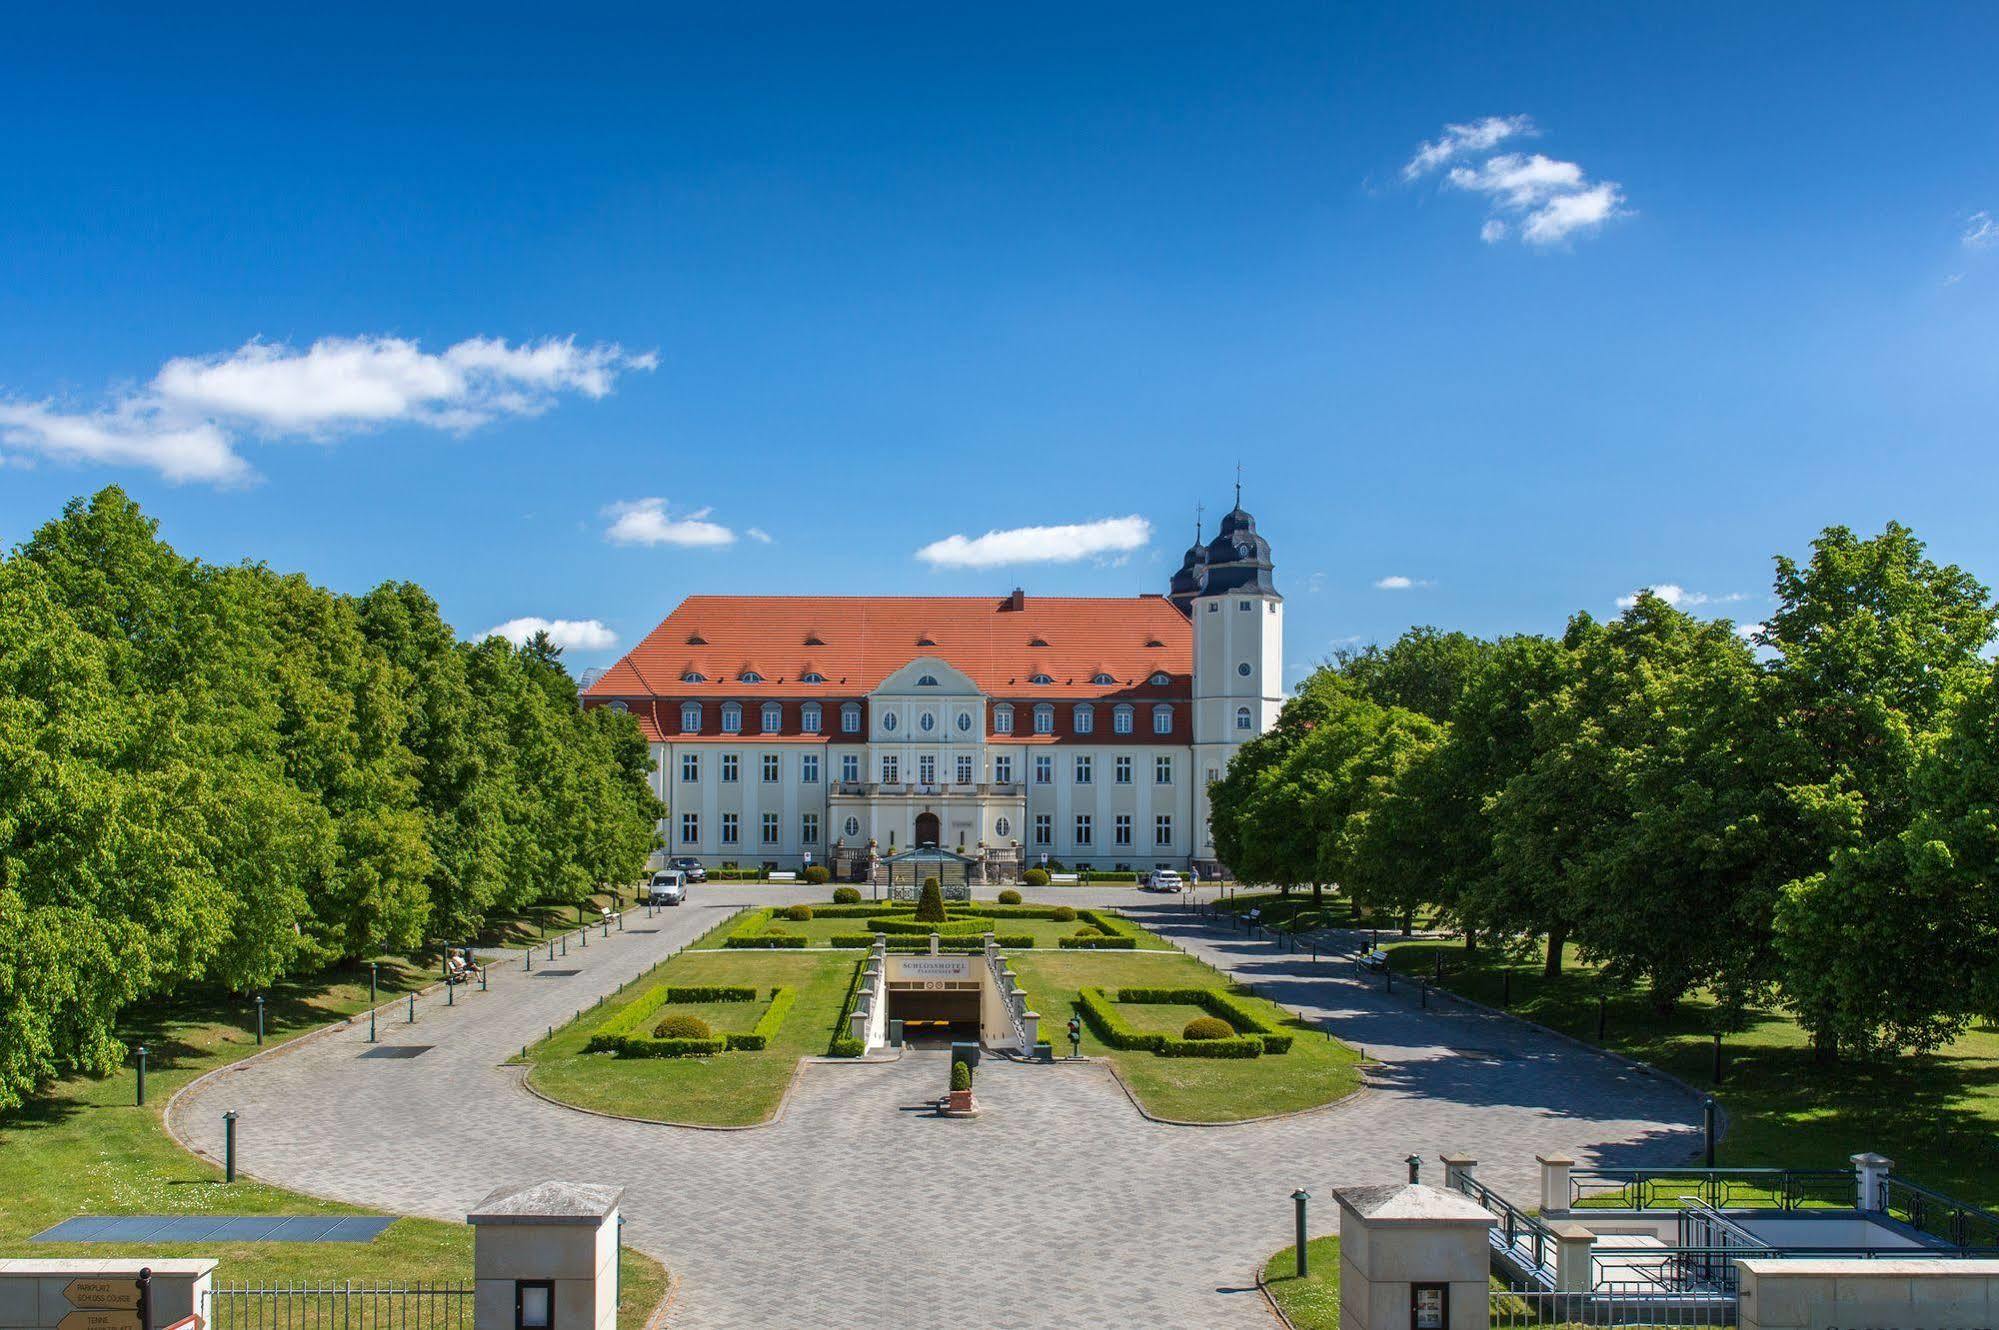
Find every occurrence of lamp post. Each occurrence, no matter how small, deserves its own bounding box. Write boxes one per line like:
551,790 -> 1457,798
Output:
1704,1097 -> 1718,1168
254,994 -> 265,1046
135,1046 -> 147,1107
222,1111 -> 239,1182
1291,1189 -> 1311,1278
1405,1154 -> 1422,1184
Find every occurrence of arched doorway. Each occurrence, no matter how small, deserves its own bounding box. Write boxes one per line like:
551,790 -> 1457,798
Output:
914,811 -> 941,847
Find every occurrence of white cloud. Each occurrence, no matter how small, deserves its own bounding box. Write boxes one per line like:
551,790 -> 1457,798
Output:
1373,575 -> 1433,590
1303,571 -> 1327,595
0,334 -> 652,484
1404,115 -> 1536,179
1616,584 -> 1748,610
1736,622 -> 1765,640
1406,119 -> 1629,248
484,617 -> 619,652
746,527 -> 774,544
916,515 -> 1151,569
1964,211 -> 1999,250
602,498 -> 737,548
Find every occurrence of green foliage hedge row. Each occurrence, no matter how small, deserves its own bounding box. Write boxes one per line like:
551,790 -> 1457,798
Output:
726,986 -> 798,1052
584,983 -> 796,1056
863,916 -> 988,935
828,956 -> 868,1057
1116,986 -> 1295,1053
1058,935 -> 1138,949
1075,986 -> 1287,1058
724,934 -> 808,948
828,934 -> 1036,951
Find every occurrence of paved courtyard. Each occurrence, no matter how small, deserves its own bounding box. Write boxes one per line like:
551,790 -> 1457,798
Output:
171,887 -> 1703,1330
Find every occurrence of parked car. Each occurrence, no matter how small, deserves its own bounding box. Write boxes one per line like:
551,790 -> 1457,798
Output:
667,857 -> 707,883
1140,869 -> 1185,893
648,870 -> 687,905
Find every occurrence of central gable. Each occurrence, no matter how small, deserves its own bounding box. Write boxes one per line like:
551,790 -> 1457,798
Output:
871,656 -> 981,698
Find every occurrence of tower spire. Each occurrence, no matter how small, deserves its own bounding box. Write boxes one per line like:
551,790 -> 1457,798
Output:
1195,501 -> 1204,543
1234,462 -> 1243,509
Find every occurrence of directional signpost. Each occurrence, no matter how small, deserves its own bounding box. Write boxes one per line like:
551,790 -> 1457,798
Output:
58,1275 -> 145,1330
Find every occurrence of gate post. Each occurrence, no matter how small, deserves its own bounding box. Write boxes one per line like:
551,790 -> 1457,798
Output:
470,1181 -> 623,1330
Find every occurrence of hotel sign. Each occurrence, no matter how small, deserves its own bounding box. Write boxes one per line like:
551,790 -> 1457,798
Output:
898,957 -> 971,980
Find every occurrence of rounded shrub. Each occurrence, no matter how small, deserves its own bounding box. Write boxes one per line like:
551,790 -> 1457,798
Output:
950,1059 -> 972,1092
1050,905 -> 1077,923
996,888 -> 1023,905
1021,869 -> 1050,887
1071,925 -> 1102,938
1182,1015 -> 1233,1042
653,1012 -> 713,1040
914,879 -> 947,923
785,904 -> 814,922
832,886 -> 862,905
802,865 -> 831,885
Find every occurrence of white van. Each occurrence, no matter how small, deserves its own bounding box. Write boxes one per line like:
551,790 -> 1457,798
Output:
647,870 -> 687,906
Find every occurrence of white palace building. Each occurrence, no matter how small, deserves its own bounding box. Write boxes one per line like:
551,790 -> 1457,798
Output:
581,494 -> 1281,881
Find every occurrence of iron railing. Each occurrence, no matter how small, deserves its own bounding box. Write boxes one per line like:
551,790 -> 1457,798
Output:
1569,1167 -> 1852,1212
1451,1172 -> 1558,1278
204,1282 -> 473,1330
1878,1177 -> 1999,1250
1669,1198 -> 1772,1292
1490,1283 -> 1735,1327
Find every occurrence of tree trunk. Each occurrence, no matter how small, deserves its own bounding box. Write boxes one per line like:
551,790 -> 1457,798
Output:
1311,881 -> 1324,909
1463,928 -> 1478,952
1543,925 -> 1567,977
1811,1029 -> 1840,1066
1649,977 -> 1678,1020
1401,908 -> 1414,936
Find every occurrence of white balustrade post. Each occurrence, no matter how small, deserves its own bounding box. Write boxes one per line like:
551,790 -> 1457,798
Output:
1537,1154 -> 1575,1214
1852,1153 -> 1893,1211
1021,1010 -> 1039,1048
1441,1154 -> 1477,1191
1552,1223 -> 1594,1293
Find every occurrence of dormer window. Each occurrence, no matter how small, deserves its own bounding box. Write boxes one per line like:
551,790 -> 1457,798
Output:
738,671 -> 765,684
1090,673 -> 1116,686
680,702 -> 701,731
1152,703 -> 1173,735
1033,704 -> 1054,735
1073,704 -> 1094,734
681,671 -> 707,684
1113,703 -> 1133,734
1148,672 -> 1171,686
916,674 -> 939,687
721,702 -> 743,733
802,703 -> 822,733
761,702 -> 782,732
607,700 -> 628,713
1029,673 -> 1053,685
840,702 -> 862,733
994,704 -> 1014,735
800,671 -> 826,684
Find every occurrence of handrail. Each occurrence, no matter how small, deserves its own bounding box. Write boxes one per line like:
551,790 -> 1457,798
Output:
1569,1166 -> 1852,1211
1879,1176 -> 1999,1250
1450,1172 -> 1558,1277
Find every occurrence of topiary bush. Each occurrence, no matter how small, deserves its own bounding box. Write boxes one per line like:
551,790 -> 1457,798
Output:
914,879 -> 947,923
950,1059 -> 972,1091
1050,905 -> 1077,923
802,865 -> 831,885
1071,925 -> 1103,938
653,1012 -> 713,1040
1182,1015 -> 1234,1041
785,904 -> 814,922
832,886 -> 862,905
1021,869 -> 1050,887
997,888 -> 1023,905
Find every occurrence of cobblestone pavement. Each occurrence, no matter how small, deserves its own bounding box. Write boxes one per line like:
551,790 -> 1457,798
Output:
172,886 -> 1703,1330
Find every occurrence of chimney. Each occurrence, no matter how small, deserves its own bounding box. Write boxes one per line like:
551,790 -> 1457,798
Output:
1007,588 -> 1026,611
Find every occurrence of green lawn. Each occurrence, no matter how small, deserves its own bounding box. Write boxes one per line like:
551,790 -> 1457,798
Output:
1261,1235 -> 1341,1329
524,949 -> 859,1126
0,960 -> 666,1329
694,905 -> 1170,951
1010,951 -> 1364,1122
1383,937 -> 1999,1206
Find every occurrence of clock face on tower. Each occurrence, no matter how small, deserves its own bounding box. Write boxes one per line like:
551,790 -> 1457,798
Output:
1235,542 -> 1252,560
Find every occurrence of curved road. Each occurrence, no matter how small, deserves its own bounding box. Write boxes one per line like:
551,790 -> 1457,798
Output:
172,887 -> 1701,1330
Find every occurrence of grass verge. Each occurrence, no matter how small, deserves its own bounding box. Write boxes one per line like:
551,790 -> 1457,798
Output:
1261,1235 -> 1340,1329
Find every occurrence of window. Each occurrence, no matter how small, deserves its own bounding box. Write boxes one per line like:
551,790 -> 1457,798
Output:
1073,704 -> 1094,734
956,711 -> 972,732
1033,814 -> 1052,846
1207,767 -> 1220,786
995,815 -> 1011,839
1033,704 -> 1054,734
800,671 -> 826,684
761,812 -> 779,845
1155,814 -> 1174,846
681,753 -> 700,782
916,674 -> 940,687
844,816 -> 860,839
1091,672 -> 1116,685
681,813 -> 699,844
1074,814 -> 1093,847
1115,755 -> 1132,784
1029,673 -> 1053,685
721,702 -> 742,733
881,755 -> 899,784
1113,704 -> 1133,734
761,702 -> 782,732
607,700 -> 628,713
681,702 -> 702,731
1207,602 -> 1218,613
882,711 -> 899,732
1237,662 -> 1252,677
721,812 -> 739,845
1155,755 -> 1174,784
918,754 -> 936,785
1152,704 -> 1174,735
739,670 -> 765,683
761,753 -> 780,783
721,753 -> 740,783
841,703 -> 862,733
1034,755 -> 1052,785
1236,705 -> 1253,731
1115,814 -> 1133,847
802,753 -> 820,783
1238,600 -> 1252,611
681,671 -> 706,684
993,755 -> 1013,783
918,711 -> 936,732
1074,755 -> 1093,785
1148,672 -> 1171,686
956,754 -> 974,784
802,812 -> 819,845
801,703 -> 821,733
993,704 -> 1014,735
841,754 -> 860,783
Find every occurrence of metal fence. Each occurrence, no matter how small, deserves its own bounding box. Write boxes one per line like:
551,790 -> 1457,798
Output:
1880,1177 -> 1999,1250
1449,1172 -> 1558,1278
203,1282 -> 474,1330
1568,1167 -> 1852,1212
1489,1284 -> 1736,1327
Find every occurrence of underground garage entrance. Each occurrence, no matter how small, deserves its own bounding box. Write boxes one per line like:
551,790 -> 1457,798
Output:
885,978 -> 982,1045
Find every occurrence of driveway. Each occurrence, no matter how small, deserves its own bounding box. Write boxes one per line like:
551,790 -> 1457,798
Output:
171,885 -> 1701,1330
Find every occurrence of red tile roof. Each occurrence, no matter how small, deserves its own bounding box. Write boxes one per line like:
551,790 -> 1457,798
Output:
584,594 -> 1193,705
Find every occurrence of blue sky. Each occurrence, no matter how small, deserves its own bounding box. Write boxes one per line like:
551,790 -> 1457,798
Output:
4,3 -> 1998,683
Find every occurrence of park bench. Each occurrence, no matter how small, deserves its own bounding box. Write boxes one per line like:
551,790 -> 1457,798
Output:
1050,873 -> 1079,884
1243,908 -> 1262,928
1357,948 -> 1389,974
767,871 -> 797,882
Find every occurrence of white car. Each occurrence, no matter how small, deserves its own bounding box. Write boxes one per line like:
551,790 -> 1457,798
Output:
647,871 -> 687,906
1141,869 -> 1185,893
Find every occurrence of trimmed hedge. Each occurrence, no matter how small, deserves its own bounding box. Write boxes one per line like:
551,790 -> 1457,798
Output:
802,865 -> 831,885
829,956 -> 868,1057
829,933 -> 1036,951
784,904 -> 814,922
1058,935 -> 1138,949
1074,985 -> 1291,1058
585,984 -> 797,1057
725,986 -> 797,1052
864,916 -> 987,935
997,889 -> 1022,905
724,934 -> 808,949
1115,986 -> 1295,1053
832,886 -> 862,905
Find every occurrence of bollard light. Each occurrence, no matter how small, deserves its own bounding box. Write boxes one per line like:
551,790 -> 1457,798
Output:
481,966 -> 488,991
223,1111 -> 239,1182
369,962 -> 378,1006
1704,1097 -> 1717,1167
447,977 -> 455,1006
1291,1189 -> 1311,1279
254,994 -> 265,1046
369,1003 -> 377,1043
408,992 -> 415,1023
1406,1153 -> 1421,1184
136,1046 -> 148,1106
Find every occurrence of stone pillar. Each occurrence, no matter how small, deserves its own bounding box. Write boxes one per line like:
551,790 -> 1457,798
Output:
928,933 -> 940,955
1551,1222 -> 1594,1293
1334,1183 -> 1495,1330
1537,1153 -> 1575,1214
984,934 -> 999,961
1440,1154 -> 1477,1191
471,1181 -> 623,1330
848,1008 -> 869,1045
0,1260 -> 215,1330
1852,1153 -> 1892,1211
1021,1010 -> 1039,1048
